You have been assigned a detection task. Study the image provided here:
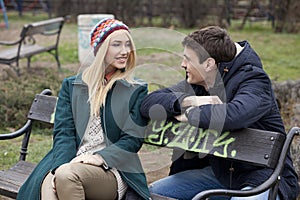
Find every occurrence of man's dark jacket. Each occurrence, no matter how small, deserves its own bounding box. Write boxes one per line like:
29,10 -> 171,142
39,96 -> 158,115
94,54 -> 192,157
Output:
140,41 -> 299,200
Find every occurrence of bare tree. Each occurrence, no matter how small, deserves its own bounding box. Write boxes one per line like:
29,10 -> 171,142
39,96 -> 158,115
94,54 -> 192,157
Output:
272,0 -> 299,33
239,0 -> 260,29
176,0 -> 213,28
218,0 -> 233,28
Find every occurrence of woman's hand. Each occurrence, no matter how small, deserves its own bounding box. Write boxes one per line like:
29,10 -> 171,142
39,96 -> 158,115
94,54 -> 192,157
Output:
51,175 -> 56,194
70,154 -> 104,166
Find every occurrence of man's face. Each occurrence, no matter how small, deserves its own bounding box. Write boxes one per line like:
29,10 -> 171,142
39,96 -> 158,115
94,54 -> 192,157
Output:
181,46 -> 208,86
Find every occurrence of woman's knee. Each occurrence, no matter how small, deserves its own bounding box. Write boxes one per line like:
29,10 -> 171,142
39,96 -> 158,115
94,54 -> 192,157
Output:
55,163 -> 80,183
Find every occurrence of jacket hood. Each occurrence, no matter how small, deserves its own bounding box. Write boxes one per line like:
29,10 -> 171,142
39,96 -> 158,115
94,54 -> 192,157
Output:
217,41 -> 263,85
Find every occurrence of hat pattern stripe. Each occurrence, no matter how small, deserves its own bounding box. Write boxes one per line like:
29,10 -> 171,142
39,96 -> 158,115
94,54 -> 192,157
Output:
90,18 -> 129,49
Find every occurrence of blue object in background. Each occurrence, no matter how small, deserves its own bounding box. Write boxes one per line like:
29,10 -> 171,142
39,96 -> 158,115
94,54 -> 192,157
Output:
0,0 -> 9,29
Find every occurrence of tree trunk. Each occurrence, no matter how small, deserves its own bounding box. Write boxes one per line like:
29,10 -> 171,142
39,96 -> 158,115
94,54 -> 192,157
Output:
239,0 -> 258,30
273,0 -> 290,33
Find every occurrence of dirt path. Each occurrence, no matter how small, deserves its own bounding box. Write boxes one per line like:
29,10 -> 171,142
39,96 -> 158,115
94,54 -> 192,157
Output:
139,146 -> 172,184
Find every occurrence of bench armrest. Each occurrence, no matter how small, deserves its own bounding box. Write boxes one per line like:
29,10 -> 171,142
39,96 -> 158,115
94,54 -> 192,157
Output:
0,120 -> 32,140
191,127 -> 300,200
0,39 -> 22,46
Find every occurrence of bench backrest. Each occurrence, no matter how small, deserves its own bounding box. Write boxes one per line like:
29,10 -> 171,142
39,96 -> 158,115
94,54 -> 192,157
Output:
27,93 -> 57,124
21,17 -> 65,38
25,92 -> 296,170
144,119 -> 286,169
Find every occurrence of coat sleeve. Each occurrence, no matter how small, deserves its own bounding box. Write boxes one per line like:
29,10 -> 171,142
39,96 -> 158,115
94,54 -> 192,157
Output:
96,84 -> 149,172
187,70 -> 274,131
140,80 -> 193,119
51,78 -> 77,172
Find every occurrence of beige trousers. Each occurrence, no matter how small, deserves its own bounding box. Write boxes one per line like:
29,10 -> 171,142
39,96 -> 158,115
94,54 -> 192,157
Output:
41,162 -> 118,200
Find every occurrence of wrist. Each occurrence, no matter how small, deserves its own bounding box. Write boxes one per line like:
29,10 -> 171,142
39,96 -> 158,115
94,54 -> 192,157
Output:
184,106 -> 194,118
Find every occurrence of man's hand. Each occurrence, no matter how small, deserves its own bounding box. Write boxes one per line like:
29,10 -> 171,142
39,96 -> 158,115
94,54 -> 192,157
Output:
182,96 -> 222,107
174,113 -> 188,122
176,96 -> 223,122
70,154 -> 104,166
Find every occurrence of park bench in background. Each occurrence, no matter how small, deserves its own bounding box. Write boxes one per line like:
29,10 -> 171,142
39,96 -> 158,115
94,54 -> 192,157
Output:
0,89 -> 299,199
0,17 -> 64,75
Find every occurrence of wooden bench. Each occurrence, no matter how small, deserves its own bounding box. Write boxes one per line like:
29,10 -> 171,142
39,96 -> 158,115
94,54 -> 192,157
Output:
0,17 -> 64,75
0,90 -> 299,199
144,120 -> 300,199
0,89 -> 56,199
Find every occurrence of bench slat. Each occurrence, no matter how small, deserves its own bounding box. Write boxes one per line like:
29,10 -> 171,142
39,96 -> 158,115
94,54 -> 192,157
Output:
0,178 -> 19,199
0,161 -> 36,199
0,44 -> 56,60
23,17 -> 64,36
145,120 -> 285,168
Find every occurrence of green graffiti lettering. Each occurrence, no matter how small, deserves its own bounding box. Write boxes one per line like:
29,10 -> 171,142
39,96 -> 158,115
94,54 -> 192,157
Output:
146,120 -> 173,145
231,150 -> 237,157
189,128 -> 205,152
145,120 -> 237,159
188,126 -> 197,143
168,122 -> 192,149
50,99 -> 57,124
50,112 -> 55,123
213,131 -> 236,158
191,128 -> 218,153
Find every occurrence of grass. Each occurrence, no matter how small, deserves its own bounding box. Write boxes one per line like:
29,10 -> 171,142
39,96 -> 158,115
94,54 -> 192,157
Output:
0,129 -> 52,170
228,24 -> 300,82
0,12 -> 300,169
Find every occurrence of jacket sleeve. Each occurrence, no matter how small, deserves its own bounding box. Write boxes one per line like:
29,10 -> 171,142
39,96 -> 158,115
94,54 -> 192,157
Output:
51,78 -> 77,172
187,70 -> 274,131
140,80 -> 193,119
96,84 -> 149,171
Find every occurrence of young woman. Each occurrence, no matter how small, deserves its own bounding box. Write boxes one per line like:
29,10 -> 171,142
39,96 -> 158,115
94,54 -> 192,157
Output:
17,18 -> 151,200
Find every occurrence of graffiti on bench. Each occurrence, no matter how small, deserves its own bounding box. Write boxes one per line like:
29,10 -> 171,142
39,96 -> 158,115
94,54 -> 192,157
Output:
145,120 -> 237,159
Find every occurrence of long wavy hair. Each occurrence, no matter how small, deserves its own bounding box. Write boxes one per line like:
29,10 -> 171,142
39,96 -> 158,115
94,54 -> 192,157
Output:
82,30 -> 136,116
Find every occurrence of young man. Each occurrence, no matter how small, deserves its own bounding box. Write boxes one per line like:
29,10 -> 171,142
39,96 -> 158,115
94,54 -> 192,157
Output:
140,26 -> 299,200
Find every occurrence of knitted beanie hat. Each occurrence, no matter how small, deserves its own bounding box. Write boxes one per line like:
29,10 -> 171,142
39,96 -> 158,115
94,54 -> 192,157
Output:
90,18 -> 129,50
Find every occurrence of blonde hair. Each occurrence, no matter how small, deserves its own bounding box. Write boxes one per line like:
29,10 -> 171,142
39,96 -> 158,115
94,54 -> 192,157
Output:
82,30 -> 136,116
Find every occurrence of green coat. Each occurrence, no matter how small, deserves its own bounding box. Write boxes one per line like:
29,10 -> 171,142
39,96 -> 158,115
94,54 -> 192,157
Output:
17,75 -> 151,200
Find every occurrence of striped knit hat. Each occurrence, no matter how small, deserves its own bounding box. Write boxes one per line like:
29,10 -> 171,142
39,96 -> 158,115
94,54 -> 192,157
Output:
90,18 -> 129,50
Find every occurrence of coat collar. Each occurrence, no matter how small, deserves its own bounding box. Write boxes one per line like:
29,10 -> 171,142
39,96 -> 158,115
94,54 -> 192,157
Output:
71,74 -> 133,143
72,73 -> 132,88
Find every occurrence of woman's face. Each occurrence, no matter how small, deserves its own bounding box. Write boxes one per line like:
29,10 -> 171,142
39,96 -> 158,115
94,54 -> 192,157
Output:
104,31 -> 132,73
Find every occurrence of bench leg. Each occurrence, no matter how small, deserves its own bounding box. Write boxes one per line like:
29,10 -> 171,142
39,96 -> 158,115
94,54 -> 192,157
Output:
27,56 -> 31,68
54,50 -> 61,68
8,63 -> 20,76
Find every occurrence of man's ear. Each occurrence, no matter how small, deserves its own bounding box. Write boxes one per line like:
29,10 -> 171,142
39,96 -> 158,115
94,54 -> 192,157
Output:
206,58 -> 217,71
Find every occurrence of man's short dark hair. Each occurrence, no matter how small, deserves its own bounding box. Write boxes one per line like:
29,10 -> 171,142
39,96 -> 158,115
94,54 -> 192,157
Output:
182,26 -> 236,64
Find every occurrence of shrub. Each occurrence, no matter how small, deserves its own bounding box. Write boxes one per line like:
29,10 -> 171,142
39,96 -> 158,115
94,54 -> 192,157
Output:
0,67 -> 72,129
